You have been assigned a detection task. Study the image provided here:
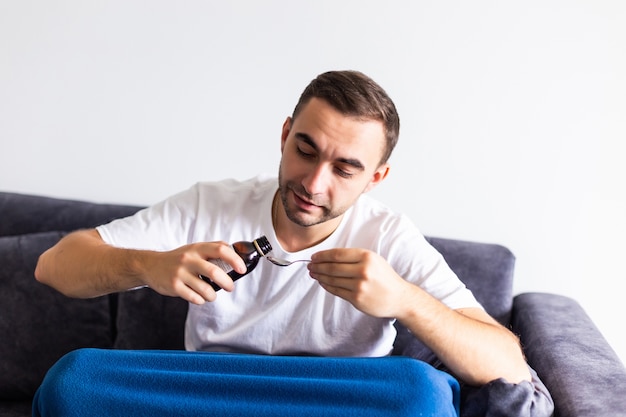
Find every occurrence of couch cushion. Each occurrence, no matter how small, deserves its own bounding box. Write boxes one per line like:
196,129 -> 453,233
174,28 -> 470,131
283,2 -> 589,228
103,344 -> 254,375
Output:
114,288 -> 188,350
0,231 -> 113,399
0,400 -> 33,417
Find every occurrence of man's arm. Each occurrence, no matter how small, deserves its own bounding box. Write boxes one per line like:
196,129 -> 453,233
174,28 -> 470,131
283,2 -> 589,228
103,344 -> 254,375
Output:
307,248 -> 532,386
35,229 -> 246,304
393,293 -> 531,386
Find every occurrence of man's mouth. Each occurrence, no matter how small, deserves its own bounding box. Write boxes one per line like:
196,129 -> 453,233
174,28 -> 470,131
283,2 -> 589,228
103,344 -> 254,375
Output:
291,189 -> 321,211
293,191 -> 314,208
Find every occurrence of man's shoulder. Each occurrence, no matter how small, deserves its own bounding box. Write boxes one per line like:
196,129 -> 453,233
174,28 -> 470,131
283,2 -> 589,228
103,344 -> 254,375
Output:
352,193 -> 405,221
346,194 -> 418,237
194,175 -> 277,197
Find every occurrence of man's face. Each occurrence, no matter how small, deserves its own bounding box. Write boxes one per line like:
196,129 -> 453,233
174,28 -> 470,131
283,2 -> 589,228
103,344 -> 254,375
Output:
278,97 -> 389,228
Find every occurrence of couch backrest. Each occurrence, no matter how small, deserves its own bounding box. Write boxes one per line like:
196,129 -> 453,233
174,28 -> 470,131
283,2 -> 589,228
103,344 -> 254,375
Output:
0,191 -> 143,237
426,236 -> 515,326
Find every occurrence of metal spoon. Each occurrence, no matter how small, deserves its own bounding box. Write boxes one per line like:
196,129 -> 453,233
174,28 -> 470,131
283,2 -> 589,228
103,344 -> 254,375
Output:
264,256 -> 311,267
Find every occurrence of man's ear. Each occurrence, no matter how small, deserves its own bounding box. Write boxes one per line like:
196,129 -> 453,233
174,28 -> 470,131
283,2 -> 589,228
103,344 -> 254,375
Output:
280,117 -> 292,152
364,163 -> 390,193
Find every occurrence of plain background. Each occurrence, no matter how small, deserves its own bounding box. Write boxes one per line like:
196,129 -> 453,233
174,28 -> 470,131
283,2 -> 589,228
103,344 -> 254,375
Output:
2,1 -> 625,363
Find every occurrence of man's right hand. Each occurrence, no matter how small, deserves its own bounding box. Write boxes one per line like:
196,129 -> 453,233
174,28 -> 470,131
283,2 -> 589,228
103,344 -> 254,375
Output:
142,241 -> 247,304
35,229 -> 247,305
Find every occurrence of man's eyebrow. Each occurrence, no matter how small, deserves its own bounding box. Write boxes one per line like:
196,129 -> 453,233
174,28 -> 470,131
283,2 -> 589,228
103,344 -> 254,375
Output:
295,132 -> 319,151
294,132 -> 365,171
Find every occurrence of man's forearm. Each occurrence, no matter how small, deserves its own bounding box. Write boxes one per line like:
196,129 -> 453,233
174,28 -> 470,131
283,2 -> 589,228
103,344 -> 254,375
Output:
35,229 -> 148,298
396,285 -> 531,386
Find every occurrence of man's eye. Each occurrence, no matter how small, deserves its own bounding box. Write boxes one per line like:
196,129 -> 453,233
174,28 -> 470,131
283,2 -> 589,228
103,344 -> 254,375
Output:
296,147 -> 315,159
335,168 -> 354,179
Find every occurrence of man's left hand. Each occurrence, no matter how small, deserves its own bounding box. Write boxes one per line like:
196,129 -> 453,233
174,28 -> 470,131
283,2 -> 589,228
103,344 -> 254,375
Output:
307,248 -> 411,318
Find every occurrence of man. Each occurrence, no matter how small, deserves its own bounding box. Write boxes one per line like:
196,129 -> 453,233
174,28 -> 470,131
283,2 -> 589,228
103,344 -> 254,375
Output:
34,70 -> 552,416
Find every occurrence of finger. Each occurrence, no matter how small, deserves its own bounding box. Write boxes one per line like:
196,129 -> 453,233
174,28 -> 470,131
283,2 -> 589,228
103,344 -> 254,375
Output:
311,248 -> 363,263
309,270 -> 357,292
308,260 -> 360,279
180,265 -> 233,304
172,277 -> 214,305
196,261 -> 235,292
202,242 -> 247,275
317,280 -> 355,301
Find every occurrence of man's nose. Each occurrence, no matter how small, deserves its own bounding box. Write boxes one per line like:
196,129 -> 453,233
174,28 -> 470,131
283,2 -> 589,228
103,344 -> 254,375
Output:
302,164 -> 330,196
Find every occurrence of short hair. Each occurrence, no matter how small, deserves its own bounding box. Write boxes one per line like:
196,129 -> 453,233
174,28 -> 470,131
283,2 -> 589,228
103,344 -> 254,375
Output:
292,70 -> 400,165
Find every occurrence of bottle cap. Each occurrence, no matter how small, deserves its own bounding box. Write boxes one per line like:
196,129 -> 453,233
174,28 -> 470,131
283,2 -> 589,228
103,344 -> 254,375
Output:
253,235 -> 272,256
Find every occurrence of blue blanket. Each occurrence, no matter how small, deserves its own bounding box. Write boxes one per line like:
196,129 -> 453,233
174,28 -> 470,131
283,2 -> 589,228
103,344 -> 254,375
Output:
33,349 -> 460,416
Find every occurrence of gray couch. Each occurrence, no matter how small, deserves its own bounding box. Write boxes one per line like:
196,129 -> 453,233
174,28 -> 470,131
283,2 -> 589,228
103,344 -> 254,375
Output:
1,191 -> 625,416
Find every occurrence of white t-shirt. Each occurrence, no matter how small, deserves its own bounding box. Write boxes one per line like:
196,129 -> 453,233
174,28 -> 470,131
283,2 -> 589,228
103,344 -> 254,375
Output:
97,175 -> 481,357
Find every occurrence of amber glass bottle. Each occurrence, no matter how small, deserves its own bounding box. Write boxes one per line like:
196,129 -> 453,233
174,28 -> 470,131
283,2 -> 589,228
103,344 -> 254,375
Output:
202,236 -> 272,291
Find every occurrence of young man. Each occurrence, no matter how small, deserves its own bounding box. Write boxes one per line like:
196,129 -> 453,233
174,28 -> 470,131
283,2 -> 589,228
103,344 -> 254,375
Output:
35,70 -> 552,416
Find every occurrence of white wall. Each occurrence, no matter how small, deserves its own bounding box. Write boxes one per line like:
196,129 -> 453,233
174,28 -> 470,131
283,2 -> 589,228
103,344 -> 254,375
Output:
2,1 -> 625,363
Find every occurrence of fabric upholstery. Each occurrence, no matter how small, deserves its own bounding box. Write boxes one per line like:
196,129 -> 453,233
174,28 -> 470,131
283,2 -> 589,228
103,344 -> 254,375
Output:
0,192 -> 141,237
0,232 -> 113,399
0,402 -> 32,417
426,237 -> 515,325
512,293 -> 626,417
114,288 -> 187,350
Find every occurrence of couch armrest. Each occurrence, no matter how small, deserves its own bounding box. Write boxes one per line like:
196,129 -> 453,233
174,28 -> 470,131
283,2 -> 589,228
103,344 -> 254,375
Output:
511,292 -> 626,417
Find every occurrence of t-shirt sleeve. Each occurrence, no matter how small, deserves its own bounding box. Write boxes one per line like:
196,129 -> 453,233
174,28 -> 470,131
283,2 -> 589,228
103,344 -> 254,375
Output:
96,184 -> 200,251
383,215 -> 482,311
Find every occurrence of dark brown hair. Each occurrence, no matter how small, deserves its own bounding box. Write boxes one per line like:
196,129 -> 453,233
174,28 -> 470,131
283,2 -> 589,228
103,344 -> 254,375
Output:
292,70 -> 400,165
